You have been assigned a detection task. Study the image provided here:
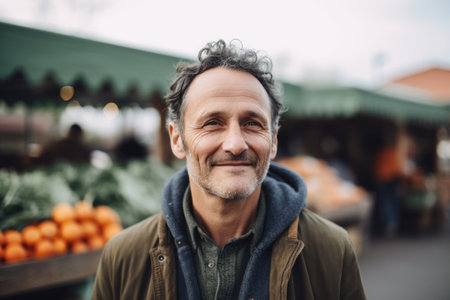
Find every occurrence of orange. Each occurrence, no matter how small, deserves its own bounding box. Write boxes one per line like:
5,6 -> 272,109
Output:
51,202 -> 75,224
53,237 -> 68,255
87,235 -> 105,250
94,206 -> 120,226
75,201 -> 94,220
103,223 -> 123,242
72,240 -> 89,254
34,239 -> 54,259
80,219 -> 99,238
4,243 -> 27,263
60,220 -> 84,242
22,225 -> 42,247
4,230 -> 22,244
38,220 -> 59,240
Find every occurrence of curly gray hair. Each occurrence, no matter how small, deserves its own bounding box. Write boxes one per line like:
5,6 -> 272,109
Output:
165,40 -> 283,136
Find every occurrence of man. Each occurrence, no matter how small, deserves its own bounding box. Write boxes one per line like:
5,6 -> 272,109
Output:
92,40 -> 366,300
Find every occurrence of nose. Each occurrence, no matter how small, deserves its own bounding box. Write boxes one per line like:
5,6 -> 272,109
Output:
222,123 -> 248,155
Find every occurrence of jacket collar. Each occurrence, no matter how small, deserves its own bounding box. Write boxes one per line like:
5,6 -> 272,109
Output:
257,161 -> 307,251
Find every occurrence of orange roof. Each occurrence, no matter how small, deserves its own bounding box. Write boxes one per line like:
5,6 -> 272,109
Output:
388,67 -> 450,103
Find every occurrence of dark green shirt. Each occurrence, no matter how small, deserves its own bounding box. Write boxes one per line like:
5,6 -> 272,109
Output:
183,187 -> 266,300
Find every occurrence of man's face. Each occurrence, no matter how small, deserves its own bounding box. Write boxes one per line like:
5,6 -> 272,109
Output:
169,67 -> 278,200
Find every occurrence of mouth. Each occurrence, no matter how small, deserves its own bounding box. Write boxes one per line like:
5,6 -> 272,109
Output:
213,161 -> 253,167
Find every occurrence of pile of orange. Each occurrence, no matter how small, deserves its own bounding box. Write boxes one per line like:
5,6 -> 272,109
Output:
0,201 -> 122,264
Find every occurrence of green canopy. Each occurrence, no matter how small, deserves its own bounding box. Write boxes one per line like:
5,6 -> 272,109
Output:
1,21 -> 448,123
282,83 -> 450,124
0,22 -> 186,106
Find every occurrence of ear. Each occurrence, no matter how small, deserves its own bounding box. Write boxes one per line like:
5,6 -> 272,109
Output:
168,122 -> 186,159
270,130 -> 278,160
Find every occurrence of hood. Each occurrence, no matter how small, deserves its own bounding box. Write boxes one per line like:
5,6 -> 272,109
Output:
259,161 -> 307,248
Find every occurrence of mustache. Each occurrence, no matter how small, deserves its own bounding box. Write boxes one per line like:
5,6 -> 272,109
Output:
210,151 -> 257,166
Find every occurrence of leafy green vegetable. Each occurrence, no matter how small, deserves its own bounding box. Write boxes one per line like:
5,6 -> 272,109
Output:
0,158 -> 180,230
0,169 -> 77,230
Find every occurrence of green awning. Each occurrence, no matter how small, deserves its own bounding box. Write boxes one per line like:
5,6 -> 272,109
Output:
0,22 -> 187,106
1,21 -> 448,123
281,84 -> 450,124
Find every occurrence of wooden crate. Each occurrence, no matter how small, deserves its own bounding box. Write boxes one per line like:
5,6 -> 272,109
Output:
0,250 -> 102,297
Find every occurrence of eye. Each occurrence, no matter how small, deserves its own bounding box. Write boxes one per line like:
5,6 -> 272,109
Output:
245,120 -> 262,128
203,119 -> 221,127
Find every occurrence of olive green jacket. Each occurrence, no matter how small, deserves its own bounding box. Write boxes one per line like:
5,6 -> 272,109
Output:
92,208 -> 366,300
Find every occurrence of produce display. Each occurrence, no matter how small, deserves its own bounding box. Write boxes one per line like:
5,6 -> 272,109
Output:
0,158 -> 179,265
0,201 -> 122,264
277,155 -> 367,212
0,158 -> 178,231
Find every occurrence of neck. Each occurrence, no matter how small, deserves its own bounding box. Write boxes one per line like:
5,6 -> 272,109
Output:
190,183 -> 261,248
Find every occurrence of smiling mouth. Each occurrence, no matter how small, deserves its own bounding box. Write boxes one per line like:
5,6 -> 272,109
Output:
213,161 -> 253,167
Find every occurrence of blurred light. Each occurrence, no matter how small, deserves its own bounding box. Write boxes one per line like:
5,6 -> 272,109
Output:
60,86 -> 74,101
67,100 -> 80,107
437,140 -> 450,159
103,102 -> 119,119
28,143 -> 42,158
90,150 -> 113,169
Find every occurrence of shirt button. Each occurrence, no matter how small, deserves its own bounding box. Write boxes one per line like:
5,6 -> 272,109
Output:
207,260 -> 215,268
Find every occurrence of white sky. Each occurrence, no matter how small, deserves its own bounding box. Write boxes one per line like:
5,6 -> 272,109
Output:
1,0 -> 449,88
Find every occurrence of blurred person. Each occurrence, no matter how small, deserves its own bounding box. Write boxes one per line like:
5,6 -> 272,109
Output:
114,135 -> 148,163
39,123 -> 91,165
372,136 -> 404,237
92,40 -> 366,300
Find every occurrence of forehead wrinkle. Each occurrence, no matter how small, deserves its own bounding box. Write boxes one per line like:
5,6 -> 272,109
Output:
197,87 -> 268,99
184,68 -> 270,106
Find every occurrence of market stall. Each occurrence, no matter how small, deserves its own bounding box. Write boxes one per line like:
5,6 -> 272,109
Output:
277,83 -> 450,236
0,21 -> 186,167
0,18 -> 184,286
